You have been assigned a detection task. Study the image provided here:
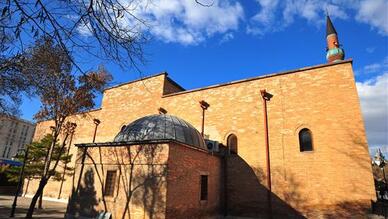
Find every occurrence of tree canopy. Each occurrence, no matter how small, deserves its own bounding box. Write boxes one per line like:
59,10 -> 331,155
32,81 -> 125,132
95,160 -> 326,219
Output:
21,37 -> 112,123
2,134 -> 73,183
4,37 -> 113,217
1,0 -> 147,68
0,0 -> 143,115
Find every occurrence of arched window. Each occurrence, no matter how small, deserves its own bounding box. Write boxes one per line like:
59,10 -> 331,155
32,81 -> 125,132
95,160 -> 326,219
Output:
299,128 -> 313,152
227,134 -> 238,154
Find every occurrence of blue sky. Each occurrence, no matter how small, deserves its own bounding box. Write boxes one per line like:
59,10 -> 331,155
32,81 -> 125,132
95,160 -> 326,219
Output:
20,0 -> 387,150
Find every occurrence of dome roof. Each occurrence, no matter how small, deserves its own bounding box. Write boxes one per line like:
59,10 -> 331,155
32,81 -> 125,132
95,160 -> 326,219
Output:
114,114 -> 206,149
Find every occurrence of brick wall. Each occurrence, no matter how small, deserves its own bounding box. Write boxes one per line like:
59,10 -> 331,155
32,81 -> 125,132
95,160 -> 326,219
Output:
163,77 -> 185,95
66,142 -> 223,219
166,142 -> 223,218
159,61 -> 375,216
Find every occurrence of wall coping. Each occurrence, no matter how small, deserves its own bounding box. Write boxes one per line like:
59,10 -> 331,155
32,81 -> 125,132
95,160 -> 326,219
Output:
75,139 -> 222,156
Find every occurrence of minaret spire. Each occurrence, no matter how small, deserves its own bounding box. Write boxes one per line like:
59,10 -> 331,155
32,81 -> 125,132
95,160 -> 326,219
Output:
326,16 -> 337,36
326,16 -> 344,63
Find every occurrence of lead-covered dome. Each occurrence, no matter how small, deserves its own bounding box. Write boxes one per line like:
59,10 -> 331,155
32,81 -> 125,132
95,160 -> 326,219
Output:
114,114 -> 206,149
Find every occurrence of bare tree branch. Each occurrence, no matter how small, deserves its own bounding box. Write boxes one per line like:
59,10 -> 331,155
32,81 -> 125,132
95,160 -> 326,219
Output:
195,0 -> 214,7
1,0 -> 149,72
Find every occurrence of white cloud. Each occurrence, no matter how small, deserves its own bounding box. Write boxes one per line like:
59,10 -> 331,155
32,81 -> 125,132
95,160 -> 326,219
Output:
366,47 -> 376,53
219,32 -> 234,44
136,0 -> 244,45
76,0 -> 244,45
76,1 -> 388,44
251,0 -> 279,25
356,0 -> 388,36
357,73 -> 388,148
360,56 -> 388,74
248,0 -> 388,36
364,63 -> 383,74
247,0 -> 280,35
248,0 -> 348,35
76,21 -> 93,37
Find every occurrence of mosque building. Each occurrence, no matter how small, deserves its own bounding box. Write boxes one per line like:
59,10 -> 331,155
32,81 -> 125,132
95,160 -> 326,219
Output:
25,16 -> 375,218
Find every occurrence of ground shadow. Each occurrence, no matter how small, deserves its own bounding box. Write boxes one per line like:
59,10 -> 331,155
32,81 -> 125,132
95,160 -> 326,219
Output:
0,205 -> 65,218
0,196 -> 66,218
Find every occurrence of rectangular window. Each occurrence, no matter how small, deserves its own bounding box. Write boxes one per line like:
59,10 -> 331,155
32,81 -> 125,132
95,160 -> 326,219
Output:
104,170 -> 117,196
200,175 -> 208,201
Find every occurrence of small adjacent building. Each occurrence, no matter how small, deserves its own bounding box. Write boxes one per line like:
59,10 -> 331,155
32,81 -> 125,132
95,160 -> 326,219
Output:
67,115 -> 223,219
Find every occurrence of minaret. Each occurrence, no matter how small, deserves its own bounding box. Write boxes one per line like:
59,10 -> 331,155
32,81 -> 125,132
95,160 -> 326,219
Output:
326,16 -> 345,63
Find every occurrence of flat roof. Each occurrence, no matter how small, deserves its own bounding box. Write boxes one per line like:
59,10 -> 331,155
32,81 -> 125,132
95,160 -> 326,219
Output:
0,114 -> 36,125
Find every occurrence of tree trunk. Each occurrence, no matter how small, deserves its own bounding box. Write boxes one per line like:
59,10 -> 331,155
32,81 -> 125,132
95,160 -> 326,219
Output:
38,134 -> 55,209
26,177 -> 48,218
38,192 -> 43,209
24,177 -> 30,197
121,199 -> 131,219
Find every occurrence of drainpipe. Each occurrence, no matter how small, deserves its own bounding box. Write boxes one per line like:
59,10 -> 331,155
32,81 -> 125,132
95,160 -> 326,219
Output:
261,90 -> 272,190
93,119 -> 101,143
199,100 -> 210,137
260,89 -> 273,218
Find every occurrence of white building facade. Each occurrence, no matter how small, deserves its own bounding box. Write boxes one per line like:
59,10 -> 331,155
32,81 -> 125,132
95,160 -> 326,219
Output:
0,115 -> 35,159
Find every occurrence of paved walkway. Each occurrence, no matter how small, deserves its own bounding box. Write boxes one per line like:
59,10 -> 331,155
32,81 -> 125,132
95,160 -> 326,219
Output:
0,195 -> 66,218
1,195 -> 385,219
